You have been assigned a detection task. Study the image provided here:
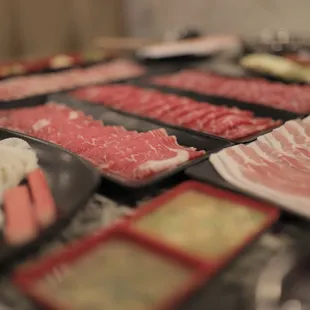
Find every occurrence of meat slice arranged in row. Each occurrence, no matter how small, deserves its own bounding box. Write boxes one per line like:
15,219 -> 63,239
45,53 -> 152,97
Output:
0,59 -> 145,101
0,103 -> 204,181
71,84 -> 282,140
209,115 -> 310,217
151,69 -> 310,114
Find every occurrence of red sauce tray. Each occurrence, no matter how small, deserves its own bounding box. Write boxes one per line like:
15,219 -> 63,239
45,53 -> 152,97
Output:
126,181 -> 279,269
14,226 -> 208,310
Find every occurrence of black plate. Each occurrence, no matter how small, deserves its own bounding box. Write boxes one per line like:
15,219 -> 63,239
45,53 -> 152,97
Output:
50,93 -> 232,189
0,129 -> 100,270
0,95 -> 47,110
121,81 -> 300,143
186,159 -> 246,194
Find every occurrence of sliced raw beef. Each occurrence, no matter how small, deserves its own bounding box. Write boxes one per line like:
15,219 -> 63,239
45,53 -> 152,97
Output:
0,59 -> 145,101
210,117 -> 310,217
1,103 -> 204,181
151,70 -> 310,114
70,84 -> 281,140
221,120 -> 282,140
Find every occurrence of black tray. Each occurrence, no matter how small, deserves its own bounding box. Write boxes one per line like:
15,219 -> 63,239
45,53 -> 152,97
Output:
136,76 -> 307,117
50,93 -> 232,189
0,95 -> 47,110
0,129 -> 100,270
129,81 -> 301,142
186,159 -> 245,194
101,80 -> 300,143
131,81 -> 301,121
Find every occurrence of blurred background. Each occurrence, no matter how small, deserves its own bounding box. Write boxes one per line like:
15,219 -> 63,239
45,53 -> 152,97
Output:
1,0 -> 310,60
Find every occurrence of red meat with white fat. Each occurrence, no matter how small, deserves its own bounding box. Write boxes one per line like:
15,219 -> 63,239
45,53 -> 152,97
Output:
0,103 -> 204,181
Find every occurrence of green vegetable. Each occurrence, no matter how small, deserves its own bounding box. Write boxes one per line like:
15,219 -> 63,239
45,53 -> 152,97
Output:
240,53 -> 310,83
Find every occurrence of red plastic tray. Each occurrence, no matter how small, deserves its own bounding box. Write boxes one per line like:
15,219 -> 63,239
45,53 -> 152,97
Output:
126,181 -> 280,269
14,225 -> 209,310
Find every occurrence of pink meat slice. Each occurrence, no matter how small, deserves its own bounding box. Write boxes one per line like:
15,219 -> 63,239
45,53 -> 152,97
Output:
104,135 -> 204,180
263,121 -> 309,150
210,117 -> 310,217
209,115 -> 277,136
70,87 -> 105,102
189,109 -> 247,132
259,130 -> 310,162
141,97 -> 200,119
72,84 -> 139,103
224,147 -> 310,197
40,128 -> 132,154
34,123 -> 125,138
70,84 -> 281,140
221,120 -> 281,140
244,142 -> 310,176
169,108 -> 212,126
1,103 -> 205,180
0,59 -> 145,100
80,129 -> 169,159
138,101 -> 178,118
79,129 -> 203,178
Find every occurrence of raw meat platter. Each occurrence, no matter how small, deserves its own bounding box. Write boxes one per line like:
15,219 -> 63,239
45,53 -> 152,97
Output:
0,59 -> 146,103
186,115 -> 310,219
69,83 -> 296,143
147,69 -> 310,115
0,129 -> 100,269
134,81 -> 300,120
47,94 -> 232,188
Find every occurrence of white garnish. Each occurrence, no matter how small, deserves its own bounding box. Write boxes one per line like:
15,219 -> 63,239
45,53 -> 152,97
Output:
32,118 -> 50,131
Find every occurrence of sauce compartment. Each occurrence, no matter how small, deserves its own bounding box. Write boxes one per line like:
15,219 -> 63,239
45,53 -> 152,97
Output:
14,227 -> 207,310
128,181 -> 279,267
